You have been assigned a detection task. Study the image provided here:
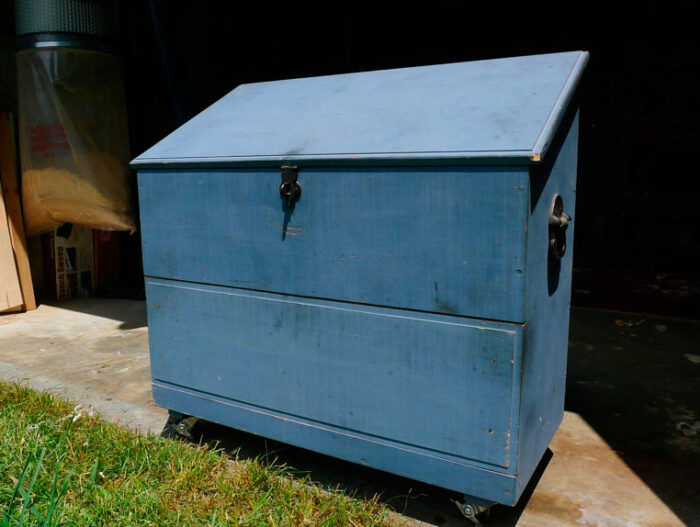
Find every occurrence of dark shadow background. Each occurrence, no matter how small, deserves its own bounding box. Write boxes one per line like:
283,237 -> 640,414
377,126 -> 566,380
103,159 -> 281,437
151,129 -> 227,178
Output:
2,1 -> 698,316
180,419 -> 554,526
119,0 -> 700,318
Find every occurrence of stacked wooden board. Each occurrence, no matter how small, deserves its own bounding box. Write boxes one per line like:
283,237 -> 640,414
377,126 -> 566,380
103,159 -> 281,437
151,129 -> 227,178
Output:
1,112 -> 35,312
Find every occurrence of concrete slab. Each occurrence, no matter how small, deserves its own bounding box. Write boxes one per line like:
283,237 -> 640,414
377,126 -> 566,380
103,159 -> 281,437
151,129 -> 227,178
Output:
0,298 -> 165,433
520,412 -> 685,527
0,299 -> 696,526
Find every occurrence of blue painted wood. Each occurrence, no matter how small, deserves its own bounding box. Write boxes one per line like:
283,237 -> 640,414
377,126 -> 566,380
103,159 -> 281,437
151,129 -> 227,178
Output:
135,52 -> 588,508
131,52 -> 589,169
151,381 -> 519,505
146,278 -> 523,469
138,167 -> 530,322
515,107 -> 580,497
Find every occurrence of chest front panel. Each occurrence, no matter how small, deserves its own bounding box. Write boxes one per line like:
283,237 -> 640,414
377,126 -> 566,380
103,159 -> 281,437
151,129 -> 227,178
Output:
138,167 -> 529,322
147,279 -> 522,468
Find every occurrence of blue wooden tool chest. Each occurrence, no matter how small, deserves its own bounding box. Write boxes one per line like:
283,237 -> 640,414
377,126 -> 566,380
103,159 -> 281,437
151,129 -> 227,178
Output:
131,51 -> 589,508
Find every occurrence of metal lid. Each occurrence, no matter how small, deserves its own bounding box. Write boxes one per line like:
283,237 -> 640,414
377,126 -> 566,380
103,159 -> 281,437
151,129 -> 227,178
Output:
14,0 -> 116,40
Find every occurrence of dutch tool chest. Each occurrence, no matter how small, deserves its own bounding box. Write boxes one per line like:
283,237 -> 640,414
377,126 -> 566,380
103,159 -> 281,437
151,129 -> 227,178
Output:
131,51 -> 589,508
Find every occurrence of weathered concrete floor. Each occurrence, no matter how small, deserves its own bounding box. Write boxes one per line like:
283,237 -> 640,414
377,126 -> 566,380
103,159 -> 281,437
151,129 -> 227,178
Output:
1,298 -> 698,526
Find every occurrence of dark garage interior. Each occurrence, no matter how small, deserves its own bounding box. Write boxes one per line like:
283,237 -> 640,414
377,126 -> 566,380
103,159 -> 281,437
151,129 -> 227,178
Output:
123,1 -> 700,319
0,1 -> 698,525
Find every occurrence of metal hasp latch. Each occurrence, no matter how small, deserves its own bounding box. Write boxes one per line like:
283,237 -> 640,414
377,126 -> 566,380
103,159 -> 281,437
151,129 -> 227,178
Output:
280,165 -> 302,207
548,194 -> 571,261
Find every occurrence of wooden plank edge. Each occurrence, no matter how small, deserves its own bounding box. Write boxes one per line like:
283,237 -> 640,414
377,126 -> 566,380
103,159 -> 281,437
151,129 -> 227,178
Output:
0,178 -> 23,311
530,50 -> 590,162
0,113 -> 36,311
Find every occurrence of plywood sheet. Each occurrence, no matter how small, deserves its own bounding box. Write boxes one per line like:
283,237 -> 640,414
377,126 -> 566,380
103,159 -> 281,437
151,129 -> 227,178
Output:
0,113 -> 35,310
0,178 -> 22,311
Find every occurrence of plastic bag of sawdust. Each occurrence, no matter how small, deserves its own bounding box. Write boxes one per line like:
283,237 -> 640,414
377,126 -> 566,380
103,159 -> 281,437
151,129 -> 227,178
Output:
16,47 -> 136,237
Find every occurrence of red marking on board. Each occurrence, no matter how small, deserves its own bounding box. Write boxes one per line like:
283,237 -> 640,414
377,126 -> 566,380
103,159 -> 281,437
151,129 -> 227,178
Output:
277,223 -> 304,236
29,124 -> 70,154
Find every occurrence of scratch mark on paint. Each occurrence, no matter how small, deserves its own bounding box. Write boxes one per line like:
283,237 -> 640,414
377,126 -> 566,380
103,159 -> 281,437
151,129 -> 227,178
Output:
277,223 -> 304,237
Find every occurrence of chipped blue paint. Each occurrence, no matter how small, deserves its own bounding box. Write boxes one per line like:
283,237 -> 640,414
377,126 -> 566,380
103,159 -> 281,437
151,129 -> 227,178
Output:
134,51 -> 587,506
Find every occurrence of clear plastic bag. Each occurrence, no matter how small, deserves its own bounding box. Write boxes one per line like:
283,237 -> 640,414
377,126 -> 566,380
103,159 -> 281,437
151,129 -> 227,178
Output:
17,47 -> 136,237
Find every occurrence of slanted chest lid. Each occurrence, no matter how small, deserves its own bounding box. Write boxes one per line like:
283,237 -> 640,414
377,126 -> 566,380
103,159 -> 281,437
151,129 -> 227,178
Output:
131,51 -> 588,169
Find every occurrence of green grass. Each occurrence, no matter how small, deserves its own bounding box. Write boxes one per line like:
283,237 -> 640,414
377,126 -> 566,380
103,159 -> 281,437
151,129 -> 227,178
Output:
0,382 -> 394,526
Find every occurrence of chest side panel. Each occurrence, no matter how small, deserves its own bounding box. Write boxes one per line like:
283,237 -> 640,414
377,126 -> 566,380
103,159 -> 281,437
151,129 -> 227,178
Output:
138,167 -> 529,322
516,108 -> 580,494
146,279 -> 522,469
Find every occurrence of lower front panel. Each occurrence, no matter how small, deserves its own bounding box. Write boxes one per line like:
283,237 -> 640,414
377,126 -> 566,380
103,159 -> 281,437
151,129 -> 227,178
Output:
152,380 -> 518,505
146,278 -> 523,500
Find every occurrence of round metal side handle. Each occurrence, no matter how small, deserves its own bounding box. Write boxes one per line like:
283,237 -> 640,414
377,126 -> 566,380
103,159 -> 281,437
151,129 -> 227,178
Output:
549,194 -> 571,261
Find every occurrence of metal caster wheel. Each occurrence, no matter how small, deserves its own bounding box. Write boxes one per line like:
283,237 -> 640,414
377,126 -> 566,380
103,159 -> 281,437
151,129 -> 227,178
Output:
450,496 -> 493,526
162,413 -> 200,440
